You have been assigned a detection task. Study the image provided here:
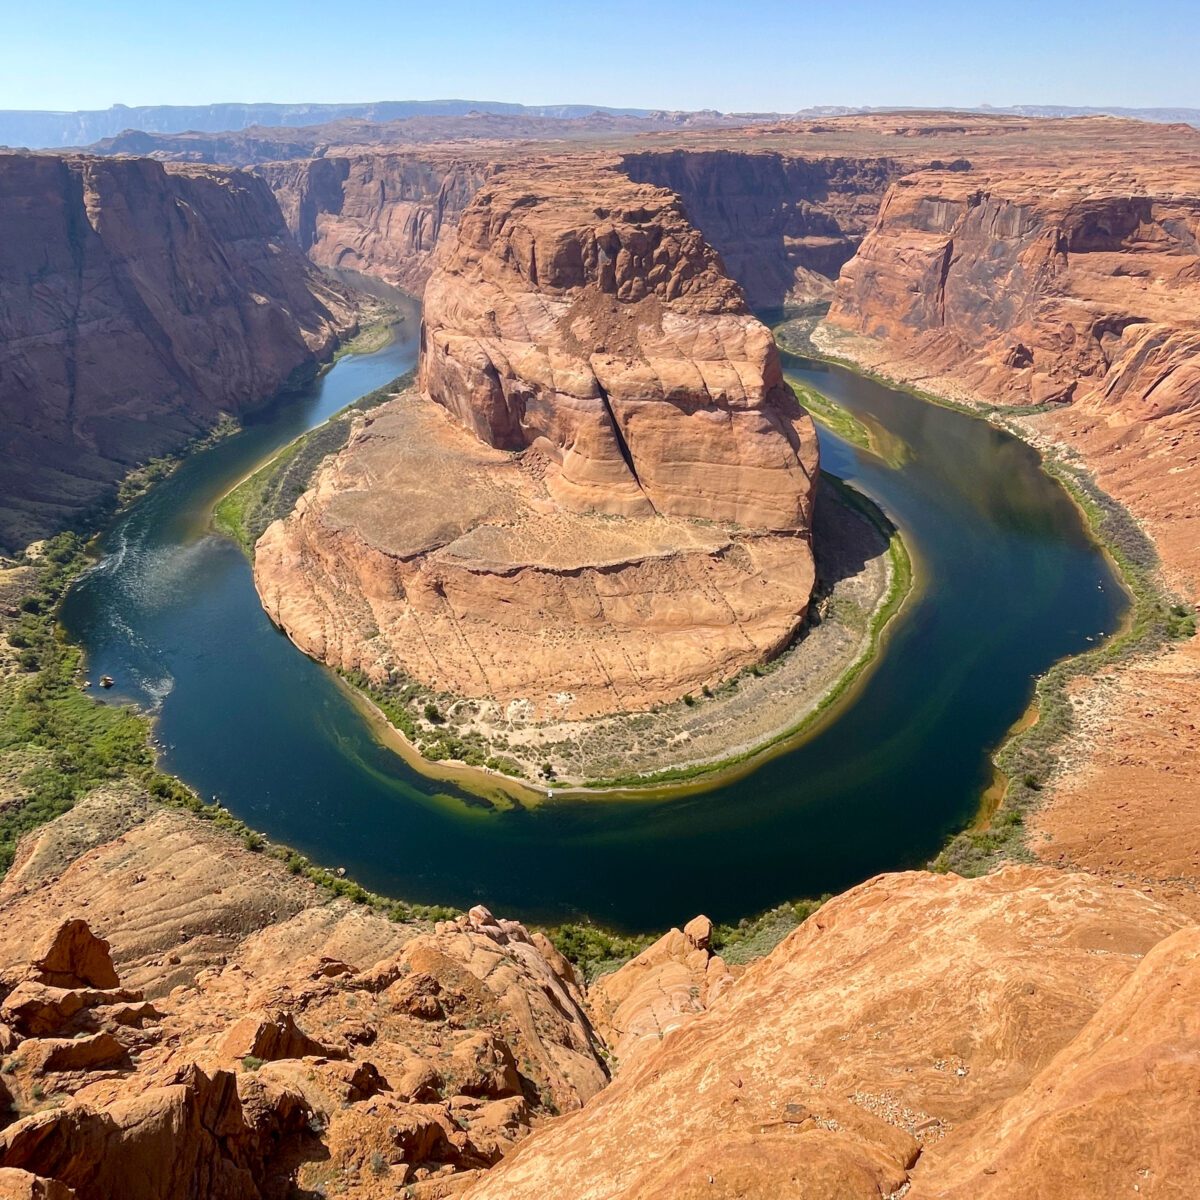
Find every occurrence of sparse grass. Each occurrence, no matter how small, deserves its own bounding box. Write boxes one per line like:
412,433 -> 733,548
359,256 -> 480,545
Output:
549,894 -> 830,981
214,370 -> 414,554
787,377 -> 872,450
117,415 -> 241,509
935,454 -> 1197,876
574,476 -> 912,790
546,924 -> 657,983
711,896 -> 828,965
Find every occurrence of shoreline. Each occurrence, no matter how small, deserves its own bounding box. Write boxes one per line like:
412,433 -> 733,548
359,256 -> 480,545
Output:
797,319 -> 1195,874
236,457 -> 913,800
6,315 -> 1177,947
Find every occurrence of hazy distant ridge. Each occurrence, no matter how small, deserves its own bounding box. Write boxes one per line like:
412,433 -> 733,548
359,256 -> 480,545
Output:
0,99 -> 665,149
4,98 -> 1199,150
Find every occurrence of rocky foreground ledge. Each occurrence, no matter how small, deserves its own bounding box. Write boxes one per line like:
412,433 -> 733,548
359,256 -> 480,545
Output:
0,796 -> 1195,1198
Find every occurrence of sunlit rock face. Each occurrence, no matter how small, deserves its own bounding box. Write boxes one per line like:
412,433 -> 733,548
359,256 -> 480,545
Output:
255,164 -> 819,719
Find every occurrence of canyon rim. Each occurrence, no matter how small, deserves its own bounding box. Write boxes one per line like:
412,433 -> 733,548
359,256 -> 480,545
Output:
0,11 -> 1199,1196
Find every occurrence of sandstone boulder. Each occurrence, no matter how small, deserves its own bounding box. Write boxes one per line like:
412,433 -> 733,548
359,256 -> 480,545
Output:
216,1010 -> 342,1063
0,1169 -> 76,1200
26,923 -> 119,992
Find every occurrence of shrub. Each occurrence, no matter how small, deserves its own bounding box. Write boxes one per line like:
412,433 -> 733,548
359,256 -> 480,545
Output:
423,702 -> 444,724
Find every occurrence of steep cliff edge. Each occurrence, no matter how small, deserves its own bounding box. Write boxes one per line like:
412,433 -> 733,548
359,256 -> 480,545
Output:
253,165 -> 818,721
0,153 -> 355,550
620,148 -> 905,307
2,800 -> 1196,1200
822,159 -> 1200,910
463,866 -> 1198,1199
828,166 -> 1200,422
259,153 -> 494,295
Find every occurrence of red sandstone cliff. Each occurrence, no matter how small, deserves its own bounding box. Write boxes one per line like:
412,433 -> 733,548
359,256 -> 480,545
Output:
5,807 -> 1194,1200
253,164 -> 819,718
259,153 -> 493,295
828,167 -> 1200,416
0,153 -> 355,550
620,149 -> 905,308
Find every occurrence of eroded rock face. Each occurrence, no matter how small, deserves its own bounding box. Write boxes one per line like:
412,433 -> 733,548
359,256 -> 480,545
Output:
462,867 -> 1196,1200
0,153 -> 355,549
828,167 -> 1200,419
586,914 -> 731,1063
261,152 -> 493,294
0,814 -> 609,1198
620,149 -> 905,307
420,166 -> 815,528
255,165 -> 817,718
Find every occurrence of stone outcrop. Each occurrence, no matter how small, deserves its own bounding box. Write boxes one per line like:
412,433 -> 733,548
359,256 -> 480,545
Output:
254,165 -> 818,718
3,800 -> 1199,1198
586,914 -> 731,1063
0,152 -> 355,549
820,142 -> 1200,909
462,867 -> 1196,1200
419,167 -> 816,527
0,809 -> 610,1198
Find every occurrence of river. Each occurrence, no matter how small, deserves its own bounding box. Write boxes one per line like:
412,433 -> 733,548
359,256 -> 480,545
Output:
60,299 -> 1125,931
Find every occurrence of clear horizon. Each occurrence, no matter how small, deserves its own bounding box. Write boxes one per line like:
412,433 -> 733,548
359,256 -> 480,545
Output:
8,0 -> 1198,113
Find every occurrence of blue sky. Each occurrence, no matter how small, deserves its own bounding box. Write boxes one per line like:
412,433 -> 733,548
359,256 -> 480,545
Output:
7,0 -> 1198,112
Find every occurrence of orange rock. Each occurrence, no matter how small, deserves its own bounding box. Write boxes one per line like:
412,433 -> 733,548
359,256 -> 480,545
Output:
0,152 -> 355,550
216,1010 -> 342,1063
27,922 -> 119,991
16,1034 -> 128,1076
0,1169 -> 76,1200
460,867 -> 1191,1200
587,914 -> 731,1062
911,926 -> 1200,1198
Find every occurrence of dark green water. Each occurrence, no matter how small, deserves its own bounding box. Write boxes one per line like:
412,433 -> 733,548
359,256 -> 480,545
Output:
61,308 -> 1125,931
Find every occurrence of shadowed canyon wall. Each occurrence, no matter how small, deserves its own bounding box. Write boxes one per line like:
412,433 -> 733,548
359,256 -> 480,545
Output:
619,149 -> 906,307
259,154 -> 495,295
0,154 -> 354,550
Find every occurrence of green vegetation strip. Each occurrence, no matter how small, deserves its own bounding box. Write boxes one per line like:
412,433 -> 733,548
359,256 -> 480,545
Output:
569,475 -> 912,791
769,308 -> 1199,873
215,369 -> 415,554
0,533 -> 453,925
786,376 -> 872,450
935,456 -> 1195,876
547,894 -> 828,983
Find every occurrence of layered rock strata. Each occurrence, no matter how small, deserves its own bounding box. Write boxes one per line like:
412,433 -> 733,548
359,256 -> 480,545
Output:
620,149 -> 905,307
260,153 -> 493,294
0,153 -> 354,549
0,807 -> 608,1198
822,152 -> 1200,908
462,867 -> 1197,1200
254,167 -> 818,718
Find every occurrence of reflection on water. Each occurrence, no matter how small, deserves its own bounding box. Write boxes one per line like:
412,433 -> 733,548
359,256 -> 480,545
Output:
62,311 -> 1125,931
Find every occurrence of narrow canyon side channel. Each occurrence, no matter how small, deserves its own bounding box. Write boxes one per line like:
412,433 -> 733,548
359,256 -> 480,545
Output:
60,298 -> 1125,931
